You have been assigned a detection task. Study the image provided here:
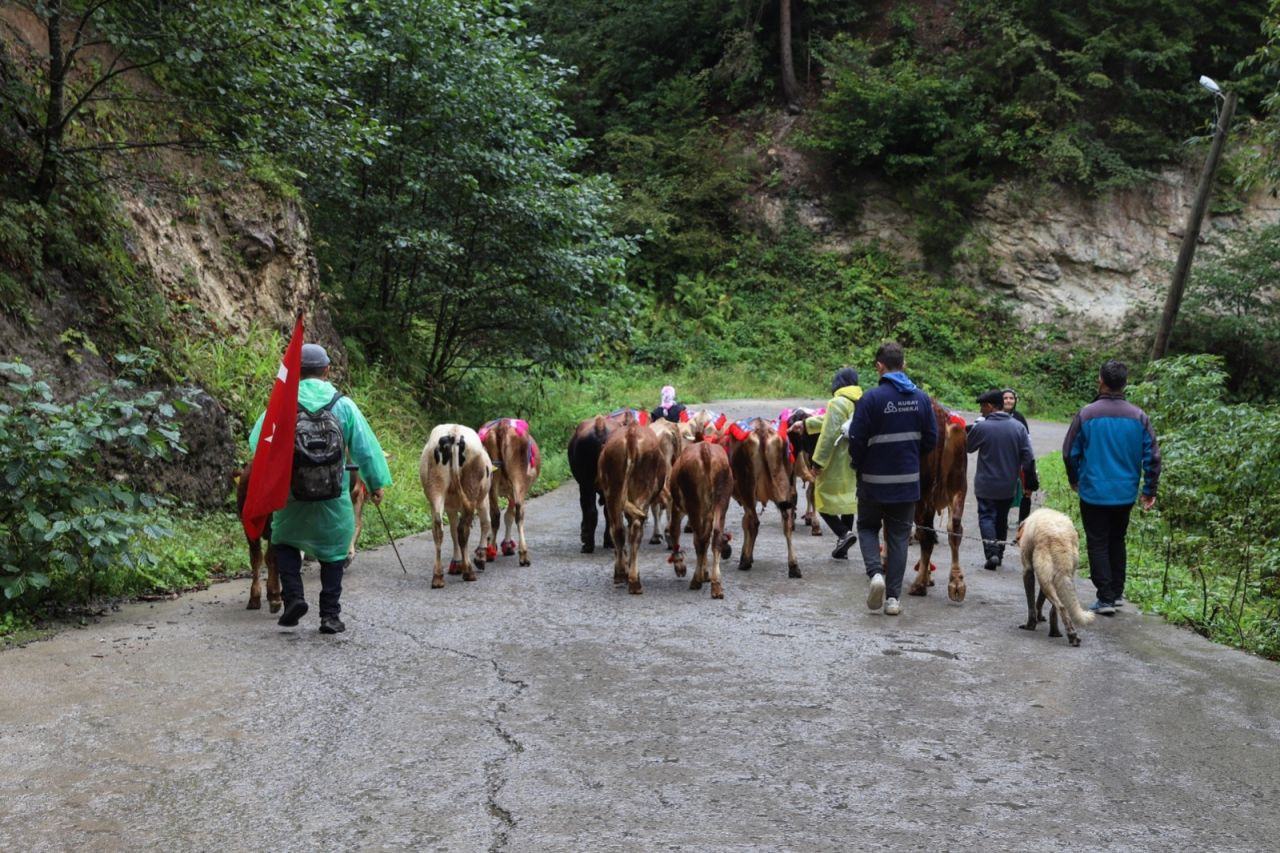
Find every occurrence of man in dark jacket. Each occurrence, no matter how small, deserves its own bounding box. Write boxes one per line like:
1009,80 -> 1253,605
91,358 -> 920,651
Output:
967,389 -> 1037,571
1063,360 -> 1161,616
847,342 -> 937,616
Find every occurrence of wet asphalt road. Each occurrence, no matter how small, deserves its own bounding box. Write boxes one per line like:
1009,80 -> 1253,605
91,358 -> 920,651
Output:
1,399 -> 1279,852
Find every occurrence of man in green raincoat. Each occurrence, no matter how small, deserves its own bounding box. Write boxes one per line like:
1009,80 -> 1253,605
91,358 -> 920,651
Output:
248,343 -> 393,634
805,367 -> 863,560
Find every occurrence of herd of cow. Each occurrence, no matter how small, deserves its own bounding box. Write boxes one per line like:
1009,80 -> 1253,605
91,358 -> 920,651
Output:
236,398 -> 973,607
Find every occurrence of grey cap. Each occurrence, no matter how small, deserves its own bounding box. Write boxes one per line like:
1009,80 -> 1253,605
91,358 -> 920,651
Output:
300,343 -> 330,369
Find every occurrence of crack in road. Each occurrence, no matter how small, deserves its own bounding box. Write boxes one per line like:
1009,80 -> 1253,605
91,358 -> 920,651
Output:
363,618 -> 528,851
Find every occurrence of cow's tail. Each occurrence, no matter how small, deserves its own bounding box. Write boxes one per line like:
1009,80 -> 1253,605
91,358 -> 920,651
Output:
451,428 -> 474,514
621,428 -> 646,520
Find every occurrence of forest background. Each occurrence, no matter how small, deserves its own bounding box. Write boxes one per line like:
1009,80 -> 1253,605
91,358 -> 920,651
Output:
2,0 -> 1279,657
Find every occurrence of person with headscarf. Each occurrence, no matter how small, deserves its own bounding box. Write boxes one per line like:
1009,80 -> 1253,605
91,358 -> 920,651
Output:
1002,388 -> 1033,524
804,366 -> 863,559
650,385 -> 688,423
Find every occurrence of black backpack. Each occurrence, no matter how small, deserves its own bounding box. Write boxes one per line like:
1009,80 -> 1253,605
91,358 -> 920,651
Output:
291,392 -> 345,501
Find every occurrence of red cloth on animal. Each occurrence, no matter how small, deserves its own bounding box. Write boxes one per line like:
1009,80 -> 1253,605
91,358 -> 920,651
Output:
241,314 -> 303,540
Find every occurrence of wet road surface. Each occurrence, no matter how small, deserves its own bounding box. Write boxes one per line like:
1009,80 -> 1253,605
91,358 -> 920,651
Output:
2,400 -> 1278,851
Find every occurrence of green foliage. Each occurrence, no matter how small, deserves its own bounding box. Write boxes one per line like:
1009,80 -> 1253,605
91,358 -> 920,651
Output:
1172,223 -> 1280,399
308,0 -> 634,399
0,354 -> 187,610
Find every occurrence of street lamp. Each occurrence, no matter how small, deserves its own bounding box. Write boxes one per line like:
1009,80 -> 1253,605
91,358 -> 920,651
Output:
1151,78 -> 1238,361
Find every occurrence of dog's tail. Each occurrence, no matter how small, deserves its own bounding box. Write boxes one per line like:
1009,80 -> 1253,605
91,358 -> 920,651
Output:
1053,570 -> 1095,626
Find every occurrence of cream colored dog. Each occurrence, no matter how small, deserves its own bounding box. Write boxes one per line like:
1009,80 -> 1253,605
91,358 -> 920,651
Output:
1015,508 -> 1095,646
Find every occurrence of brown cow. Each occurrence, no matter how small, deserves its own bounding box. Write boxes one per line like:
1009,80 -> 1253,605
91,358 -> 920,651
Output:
646,418 -> 687,545
667,442 -> 734,598
568,408 -> 646,552
723,418 -> 801,578
232,463 -> 281,613
597,422 -> 670,594
420,424 -> 493,588
480,418 -> 540,566
908,400 -> 969,601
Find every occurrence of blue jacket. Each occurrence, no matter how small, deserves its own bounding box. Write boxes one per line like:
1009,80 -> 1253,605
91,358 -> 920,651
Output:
966,411 -> 1035,500
847,372 -> 937,503
1063,393 -> 1161,506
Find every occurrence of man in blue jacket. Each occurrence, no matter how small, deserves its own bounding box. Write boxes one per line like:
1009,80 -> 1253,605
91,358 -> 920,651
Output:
1062,360 -> 1161,616
967,388 -> 1037,571
847,342 -> 937,616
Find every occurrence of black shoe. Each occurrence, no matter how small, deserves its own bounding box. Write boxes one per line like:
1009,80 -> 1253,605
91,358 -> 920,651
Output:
277,599 -> 308,627
983,556 -> 999,571
832,531 -> 857,559
319,614 -> 346,634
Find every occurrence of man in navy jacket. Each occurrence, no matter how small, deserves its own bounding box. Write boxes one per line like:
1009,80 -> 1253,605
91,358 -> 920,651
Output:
967,389 -> 1037,571
847,342 -> 937,616
1063,360 -> 1161,615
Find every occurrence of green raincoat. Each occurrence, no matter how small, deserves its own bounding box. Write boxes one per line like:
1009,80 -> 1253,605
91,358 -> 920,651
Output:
805,384 -> 862,515
248,378 -> 393,562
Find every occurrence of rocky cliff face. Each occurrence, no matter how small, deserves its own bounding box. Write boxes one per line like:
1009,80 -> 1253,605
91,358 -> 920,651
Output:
759,129 -> 1280,328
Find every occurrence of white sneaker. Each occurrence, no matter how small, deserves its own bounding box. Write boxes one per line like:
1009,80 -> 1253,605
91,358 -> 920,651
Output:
884,597 -> 901,616
867,573 -> 885,611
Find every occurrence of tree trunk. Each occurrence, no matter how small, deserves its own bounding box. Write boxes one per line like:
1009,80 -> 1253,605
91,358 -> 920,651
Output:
779,0 -> 801,113
33,1 -> 66,204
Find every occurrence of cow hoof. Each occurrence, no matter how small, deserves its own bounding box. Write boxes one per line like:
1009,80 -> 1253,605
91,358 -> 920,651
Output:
519,557 -> 531,567
628,581 -> 643,595
788,563 -> 802,579
247,598 -> 261,611
431,577 -> 445,589
581,543 -> 594,554
448,560 -> 463,575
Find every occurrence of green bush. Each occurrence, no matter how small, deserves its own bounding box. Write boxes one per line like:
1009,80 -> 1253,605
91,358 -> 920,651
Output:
0,354 -> 188,609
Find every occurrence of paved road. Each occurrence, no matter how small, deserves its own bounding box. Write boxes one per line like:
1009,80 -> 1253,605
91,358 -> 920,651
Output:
2,400 -> 1278,851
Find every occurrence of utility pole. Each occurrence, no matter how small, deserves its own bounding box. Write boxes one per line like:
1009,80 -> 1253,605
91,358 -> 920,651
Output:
1151,89 -> 1238,361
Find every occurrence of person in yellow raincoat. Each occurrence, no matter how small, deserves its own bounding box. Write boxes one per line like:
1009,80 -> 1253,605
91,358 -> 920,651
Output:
248,343 -> 393,634
805,367 -> 863,560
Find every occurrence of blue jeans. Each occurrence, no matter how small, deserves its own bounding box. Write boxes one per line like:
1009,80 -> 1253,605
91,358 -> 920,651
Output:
273,544 -> 346,617
855,499 -> 916,599
977,496 -> 1014,562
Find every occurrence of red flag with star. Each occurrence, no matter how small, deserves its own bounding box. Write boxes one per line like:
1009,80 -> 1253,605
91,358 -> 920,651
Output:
241,314 -> 303,540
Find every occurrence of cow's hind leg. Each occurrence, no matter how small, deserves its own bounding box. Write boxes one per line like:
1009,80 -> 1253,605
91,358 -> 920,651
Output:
781,502 -> 800,579
626,511 -> 645,595
246,537 -> 263,610
737,505 -> 759,572
946,506 -> 966,603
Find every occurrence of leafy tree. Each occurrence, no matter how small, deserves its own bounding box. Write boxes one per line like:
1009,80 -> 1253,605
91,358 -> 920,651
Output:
0,354 -> 186,608
307,0 -> 634,399
0,0 -> 376,204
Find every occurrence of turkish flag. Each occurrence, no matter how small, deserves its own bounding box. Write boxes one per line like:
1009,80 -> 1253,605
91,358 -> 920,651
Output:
241,314 -> 303,540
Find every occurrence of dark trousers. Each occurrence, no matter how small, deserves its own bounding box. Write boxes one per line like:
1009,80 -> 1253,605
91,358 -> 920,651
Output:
855,499 -> 916,599
1079,500 -> 1134,604
274,544 -> 346,616
819,512 -> 854,538
977,496 -> 1015,562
